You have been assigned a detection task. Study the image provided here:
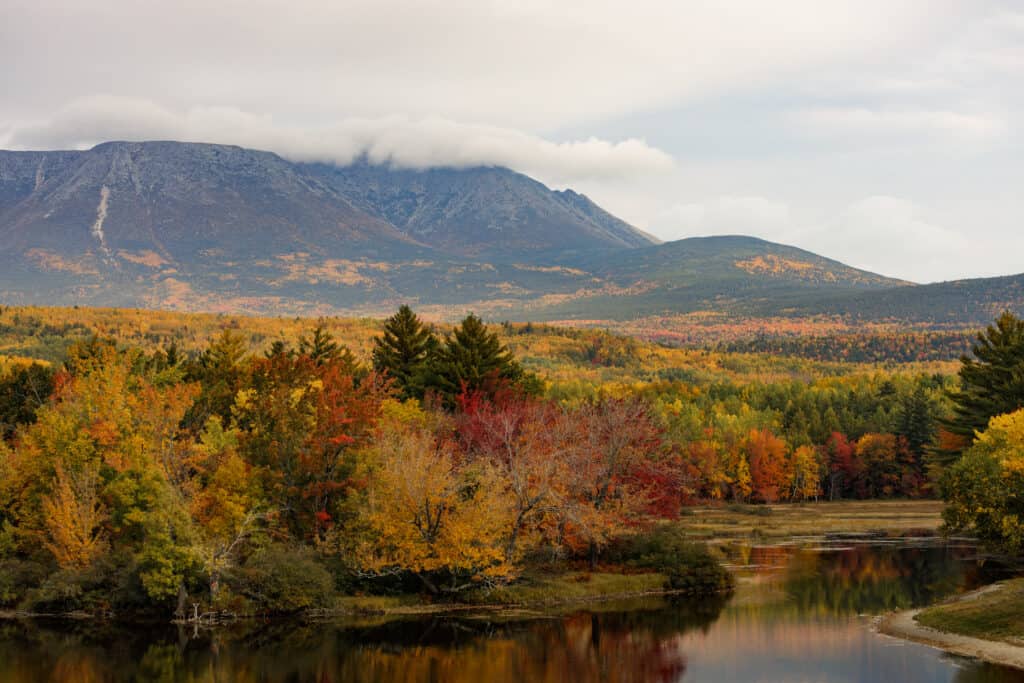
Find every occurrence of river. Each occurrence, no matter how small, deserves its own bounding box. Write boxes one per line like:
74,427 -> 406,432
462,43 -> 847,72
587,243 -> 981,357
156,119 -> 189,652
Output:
0,539 -> 1021,682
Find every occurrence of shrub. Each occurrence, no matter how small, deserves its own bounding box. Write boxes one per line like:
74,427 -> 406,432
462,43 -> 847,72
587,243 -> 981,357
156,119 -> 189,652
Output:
654,539 -> 734,595
21,561 -> 118,614
225,545 -> 335,613
608,524 -> 734,595
0,559 -> 49,607
726,503 -> 773,517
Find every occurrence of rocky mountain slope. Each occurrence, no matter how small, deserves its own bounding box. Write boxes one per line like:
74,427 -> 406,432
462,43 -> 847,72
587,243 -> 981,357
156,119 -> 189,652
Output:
305,161 -> 656,257
0,140 -> 1020,325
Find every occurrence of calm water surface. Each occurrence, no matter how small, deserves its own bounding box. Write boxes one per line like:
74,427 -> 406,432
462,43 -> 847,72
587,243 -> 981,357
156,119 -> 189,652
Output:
1,540 -> 1022,682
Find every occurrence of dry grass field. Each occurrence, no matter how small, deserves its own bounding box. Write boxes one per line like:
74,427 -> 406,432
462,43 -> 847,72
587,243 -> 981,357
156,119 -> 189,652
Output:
682,500 -> 945,541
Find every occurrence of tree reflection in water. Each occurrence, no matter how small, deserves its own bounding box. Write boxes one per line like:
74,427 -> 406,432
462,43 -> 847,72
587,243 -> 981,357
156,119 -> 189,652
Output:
0,543 -> 1020,683
0,596 -> 728,683
778,542 -> 1006,615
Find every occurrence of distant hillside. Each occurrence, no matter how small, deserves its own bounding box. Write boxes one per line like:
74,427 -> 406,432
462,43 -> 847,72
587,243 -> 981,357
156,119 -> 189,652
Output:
783,273 -> 1024,324
519,236 -> 909,320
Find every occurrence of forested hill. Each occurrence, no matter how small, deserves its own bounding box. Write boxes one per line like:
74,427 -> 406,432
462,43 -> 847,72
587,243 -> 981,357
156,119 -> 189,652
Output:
0,140 -> 1022,326
777,273 -> 1024,324
517,235 -> 910,320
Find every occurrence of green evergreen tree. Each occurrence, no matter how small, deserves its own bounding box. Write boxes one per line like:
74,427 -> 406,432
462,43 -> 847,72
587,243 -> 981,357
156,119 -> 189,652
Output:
299,324 -> 360,376
0,363 -> 55,440
432,313 -> 522,400
299,324 -> 339,365
946,312 -> 1024,447
897,384 -> 934,466
372,305 -> 438,399
183,329 -> 250,431
265,339 -> 293,359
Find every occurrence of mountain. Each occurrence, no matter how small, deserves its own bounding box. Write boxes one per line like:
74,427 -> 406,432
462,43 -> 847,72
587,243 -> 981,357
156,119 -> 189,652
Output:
0,139 -> 1021,326
303,161 -> 657,257
0,141 -> 657,312
0,142 -> 415,261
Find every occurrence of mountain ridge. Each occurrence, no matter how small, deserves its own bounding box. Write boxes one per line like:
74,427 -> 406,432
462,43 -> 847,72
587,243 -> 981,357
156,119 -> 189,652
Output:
303,160 -> 657,258
0,140 -> 1020,326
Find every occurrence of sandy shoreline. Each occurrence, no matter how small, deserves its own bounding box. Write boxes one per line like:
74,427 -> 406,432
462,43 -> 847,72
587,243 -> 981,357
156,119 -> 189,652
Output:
878,584 -> 1024,671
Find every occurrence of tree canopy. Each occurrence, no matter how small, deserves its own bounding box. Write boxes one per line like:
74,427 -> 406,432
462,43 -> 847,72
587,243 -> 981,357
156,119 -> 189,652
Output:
433,313 -> 534,400
942,409 -> 1024,554
371,305 -> 437,399
946,311 -> 1024,447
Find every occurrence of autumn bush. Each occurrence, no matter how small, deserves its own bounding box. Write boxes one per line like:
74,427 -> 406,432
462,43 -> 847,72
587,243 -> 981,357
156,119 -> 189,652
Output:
608,524 -> 733,595
19,553 -> 147,615
0,559 -> 48,607
225,545 -> 336,614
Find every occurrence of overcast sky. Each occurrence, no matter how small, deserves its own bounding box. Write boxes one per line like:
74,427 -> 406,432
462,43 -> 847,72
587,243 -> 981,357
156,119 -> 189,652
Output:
3,0 -> 1023,283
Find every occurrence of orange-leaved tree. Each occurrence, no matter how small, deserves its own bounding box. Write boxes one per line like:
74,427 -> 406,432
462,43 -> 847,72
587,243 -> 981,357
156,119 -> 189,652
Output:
742,429 -> 789,504
41,461 -> 107,570
234,350 -> 388,542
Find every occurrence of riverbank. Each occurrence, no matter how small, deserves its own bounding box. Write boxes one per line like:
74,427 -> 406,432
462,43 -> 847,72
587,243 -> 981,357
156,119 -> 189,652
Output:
683,499 -> 944,541
879,580 -> 1024,671
0,500 -> 945,623
300,500 -> 947,619
330,571 -> 672,617
0,572 -> 681,622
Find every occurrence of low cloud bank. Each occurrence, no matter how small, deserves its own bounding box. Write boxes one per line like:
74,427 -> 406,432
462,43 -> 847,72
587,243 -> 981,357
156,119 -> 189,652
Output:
6,96 -> 674,184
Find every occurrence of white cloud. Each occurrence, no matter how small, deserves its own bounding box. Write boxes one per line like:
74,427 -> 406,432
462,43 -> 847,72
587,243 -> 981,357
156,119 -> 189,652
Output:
794,196 -> 971,283
647,193 -> 974,283
0,1 -> 968,130
651,196 -> 792,241
7,96 -> 674,183
792,107 -> 1006,142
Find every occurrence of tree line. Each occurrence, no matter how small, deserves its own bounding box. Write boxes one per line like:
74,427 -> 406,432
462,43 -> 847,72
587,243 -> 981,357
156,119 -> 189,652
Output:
1,306 -> 1021,616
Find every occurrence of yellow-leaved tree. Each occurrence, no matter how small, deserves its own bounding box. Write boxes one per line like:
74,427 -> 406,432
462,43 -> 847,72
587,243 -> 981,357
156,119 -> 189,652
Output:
788,445 -> 822,502
357,400 -> 514,594
943,409 -> 1024,554
42,461 -> 107,569
189,416 -> 264,600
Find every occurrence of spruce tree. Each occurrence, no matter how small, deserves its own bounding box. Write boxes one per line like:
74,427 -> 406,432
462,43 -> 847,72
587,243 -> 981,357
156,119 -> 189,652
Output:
946,311 -> 1024,447
897,384 -> 934,467
372,305 -> 438,399
299,324 -> 340,365
433,313 -> 521,399
183,329 -> 249,431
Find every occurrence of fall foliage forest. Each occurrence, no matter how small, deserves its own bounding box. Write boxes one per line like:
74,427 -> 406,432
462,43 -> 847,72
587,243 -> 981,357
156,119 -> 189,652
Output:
0,304 -> 1015,617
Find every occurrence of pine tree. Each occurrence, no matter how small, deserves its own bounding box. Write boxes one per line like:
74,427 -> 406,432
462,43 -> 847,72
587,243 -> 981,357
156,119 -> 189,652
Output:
372,305 -> 438,399
299,324 -> 339,365
183,329 -> 250,431
946,311 -> 1024,447
897,384 -> 934,467
433,313 -> 521,400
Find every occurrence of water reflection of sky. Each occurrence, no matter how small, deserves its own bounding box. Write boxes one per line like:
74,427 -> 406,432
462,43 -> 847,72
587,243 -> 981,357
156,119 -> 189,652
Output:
0,542 -> 1022,682
677,611 -> 1001,682
679,542 -> 1023,683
